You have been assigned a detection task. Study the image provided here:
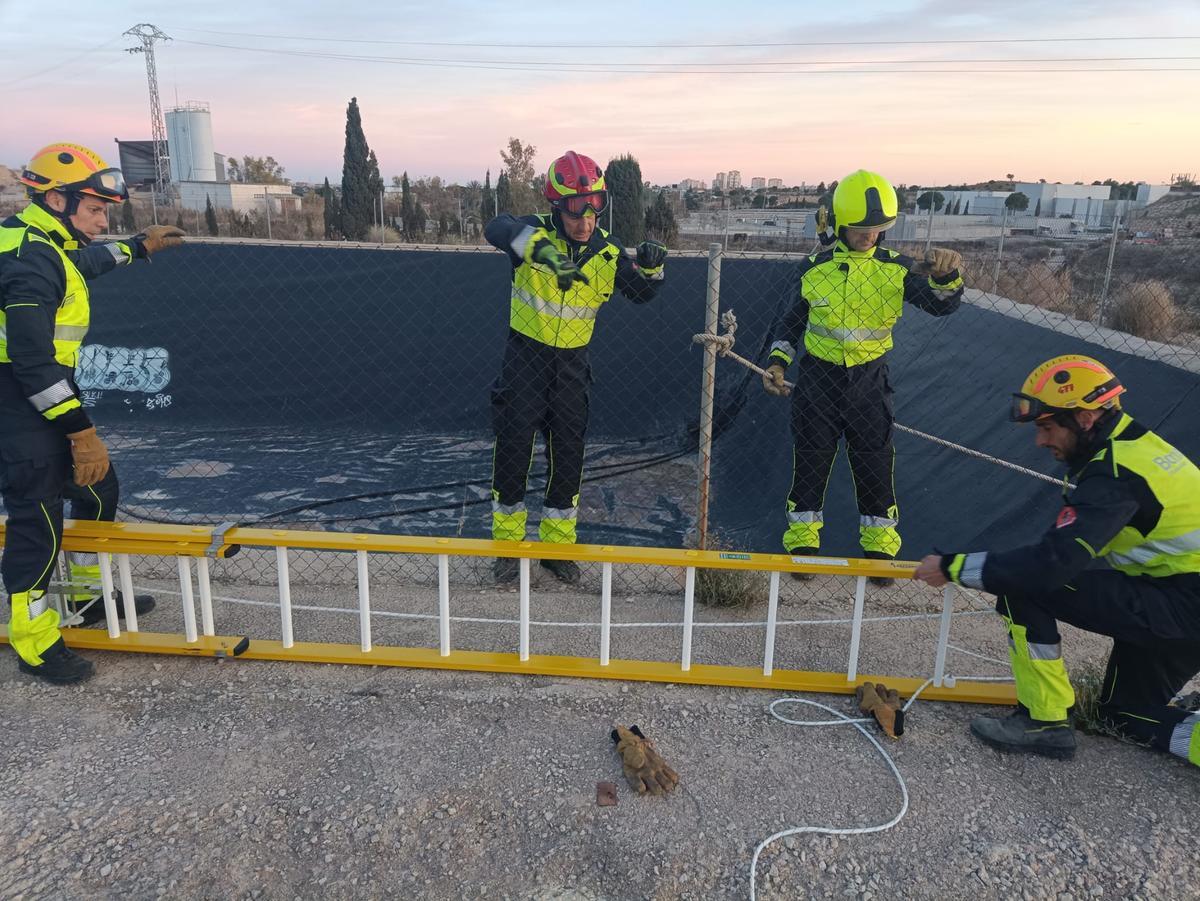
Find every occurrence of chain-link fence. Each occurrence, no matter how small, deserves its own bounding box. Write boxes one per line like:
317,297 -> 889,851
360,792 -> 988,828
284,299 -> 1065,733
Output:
76,200 -> 1200,606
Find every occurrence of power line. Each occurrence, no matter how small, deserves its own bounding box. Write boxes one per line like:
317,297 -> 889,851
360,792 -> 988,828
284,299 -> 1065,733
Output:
166,26 -> 1200,49
0,36 -> 124,89
173,39 -> 1200,75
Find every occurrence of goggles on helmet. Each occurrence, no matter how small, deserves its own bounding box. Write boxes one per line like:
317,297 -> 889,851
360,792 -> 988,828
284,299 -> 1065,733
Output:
57,168 -> 129,203
1010,393 -> 1050,423
553,191 -> 608,218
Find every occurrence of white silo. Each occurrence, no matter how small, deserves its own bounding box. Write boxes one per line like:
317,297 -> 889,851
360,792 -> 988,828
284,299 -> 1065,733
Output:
165,102 -> 217,182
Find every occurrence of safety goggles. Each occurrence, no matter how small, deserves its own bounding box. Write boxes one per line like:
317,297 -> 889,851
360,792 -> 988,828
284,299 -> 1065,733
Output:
1010,393 -> 1051,423
66,168 -> 129,203
553,191 -> 608,218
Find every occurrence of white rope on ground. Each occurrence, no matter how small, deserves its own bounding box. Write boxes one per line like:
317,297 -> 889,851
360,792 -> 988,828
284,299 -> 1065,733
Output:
750,671 -> 1014,900
139,584 -> 993,630
693,311 -> 1073,489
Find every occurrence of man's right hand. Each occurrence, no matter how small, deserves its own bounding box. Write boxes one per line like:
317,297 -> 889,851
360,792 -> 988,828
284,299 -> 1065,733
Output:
762,363 -> 790,397
532,240 -> 589,291
66,427 -> 110,486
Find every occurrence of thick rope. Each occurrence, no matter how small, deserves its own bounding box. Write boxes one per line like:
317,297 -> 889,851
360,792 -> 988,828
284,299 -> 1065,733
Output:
693,310 -> 1072,489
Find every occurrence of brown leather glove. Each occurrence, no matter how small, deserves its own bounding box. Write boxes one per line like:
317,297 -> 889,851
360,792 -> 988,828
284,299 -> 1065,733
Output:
135,225 -> 186,257
856,682 -> 905,739
66,427 -> 110,487
762,363 -> 791,397
611,725 -> 679,796
924,248 -> 962,279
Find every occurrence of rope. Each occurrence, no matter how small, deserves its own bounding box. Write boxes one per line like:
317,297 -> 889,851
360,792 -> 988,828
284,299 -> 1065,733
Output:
693,310 -> 1073,489
750,670 -> 1014,899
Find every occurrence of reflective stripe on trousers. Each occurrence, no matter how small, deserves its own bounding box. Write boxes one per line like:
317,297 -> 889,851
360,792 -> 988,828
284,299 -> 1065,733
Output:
539,506 -> 578,545
1001,606 -> 1075,721
784,509 -> 822,552
1168,713 -> 1200,766
492,500 -> 528,543
6,590 -> 62,666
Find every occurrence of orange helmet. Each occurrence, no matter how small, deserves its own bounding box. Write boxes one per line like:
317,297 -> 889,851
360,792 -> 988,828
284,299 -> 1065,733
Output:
20,143 -> 128,203
1010,355 -> 1125,423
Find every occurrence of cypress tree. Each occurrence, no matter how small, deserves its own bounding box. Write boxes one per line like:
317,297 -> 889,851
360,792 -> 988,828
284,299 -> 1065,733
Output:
204,194 -> 219,236
481,169 -> 495,222
604,154 -> 645,245
496,172 -> 512,214
339,97 -> 373,241
322,178 -> 341,240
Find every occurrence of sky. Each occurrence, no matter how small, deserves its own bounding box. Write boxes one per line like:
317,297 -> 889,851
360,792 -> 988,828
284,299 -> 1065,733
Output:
2,0 -> 1198,188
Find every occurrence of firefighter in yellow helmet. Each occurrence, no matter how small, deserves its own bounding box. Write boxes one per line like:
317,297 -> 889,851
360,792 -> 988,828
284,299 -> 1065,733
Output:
2,143 -> 184,684
916,356 -> 1200,766
762,170 -> 964,583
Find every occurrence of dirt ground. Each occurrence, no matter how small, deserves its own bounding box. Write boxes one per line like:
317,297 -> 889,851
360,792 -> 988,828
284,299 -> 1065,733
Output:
2,567 -> 1198,900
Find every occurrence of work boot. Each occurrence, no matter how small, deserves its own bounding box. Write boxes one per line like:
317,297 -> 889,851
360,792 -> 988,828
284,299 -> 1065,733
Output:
1171,691 -> 1200,712
17,638 -> 94,685
970,708 -> 1076,760
540,558 -> 581,585
69,591 -> 156,627
787,547 -> 818,581
493,557 -> 520,587
864,551 -> 896,588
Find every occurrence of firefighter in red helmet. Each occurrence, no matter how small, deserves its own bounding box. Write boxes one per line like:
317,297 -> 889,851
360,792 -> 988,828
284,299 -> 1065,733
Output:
484,151 -> 667,585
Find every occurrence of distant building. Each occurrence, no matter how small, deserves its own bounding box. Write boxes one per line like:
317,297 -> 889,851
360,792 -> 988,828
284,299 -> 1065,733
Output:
727,170 -> 742,189
713,172 -> 727,191
176,181 -> 300,215
767,178 -> 783,189
750,177 -> 766,190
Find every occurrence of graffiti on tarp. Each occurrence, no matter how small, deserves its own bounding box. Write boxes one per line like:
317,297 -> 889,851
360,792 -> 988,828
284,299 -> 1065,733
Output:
76,345 -> 171,393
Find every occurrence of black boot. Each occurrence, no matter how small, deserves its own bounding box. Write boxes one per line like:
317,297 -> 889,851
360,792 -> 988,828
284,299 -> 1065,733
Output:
70,591 -> 156,627
17,638 -> 94,685
970,708 -> 1076,760
493,557 -> 520,587
787,547 -> 818,581
540,558 -> 581,585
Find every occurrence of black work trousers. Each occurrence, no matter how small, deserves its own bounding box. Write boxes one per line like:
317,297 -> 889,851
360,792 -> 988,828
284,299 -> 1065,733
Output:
1,449 -> 120,599
999,568 -> 1200,755
490,333 -> 589,541
786,353 -> 898,554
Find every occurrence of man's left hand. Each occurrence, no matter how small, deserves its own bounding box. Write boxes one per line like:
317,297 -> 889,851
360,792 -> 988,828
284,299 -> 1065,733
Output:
914,554 -> 949,587
635,241 -> 667,279
133,225 -> 186,258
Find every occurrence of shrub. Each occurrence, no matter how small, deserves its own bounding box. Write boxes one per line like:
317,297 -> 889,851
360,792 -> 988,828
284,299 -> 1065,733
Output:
1106,279 -> 1177,340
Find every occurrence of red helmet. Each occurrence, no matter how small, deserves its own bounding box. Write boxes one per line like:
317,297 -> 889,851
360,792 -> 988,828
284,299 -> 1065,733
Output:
545,151 -> 608,218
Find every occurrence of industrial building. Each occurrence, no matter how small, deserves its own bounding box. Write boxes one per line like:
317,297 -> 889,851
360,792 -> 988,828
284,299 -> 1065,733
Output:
115,101 -> 293,214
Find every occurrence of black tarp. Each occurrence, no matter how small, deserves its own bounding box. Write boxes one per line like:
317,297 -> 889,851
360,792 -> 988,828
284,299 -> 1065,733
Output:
85,244 -> 1200,554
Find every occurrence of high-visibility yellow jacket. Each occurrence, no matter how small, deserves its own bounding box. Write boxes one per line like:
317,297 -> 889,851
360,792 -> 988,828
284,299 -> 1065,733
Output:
767,239 -> 963,369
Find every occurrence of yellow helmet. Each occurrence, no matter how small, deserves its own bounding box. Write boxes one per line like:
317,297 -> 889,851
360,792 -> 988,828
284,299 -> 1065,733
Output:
19,142 -> 128,203
832,169 -> 897,231
1010,354 -> 1125,423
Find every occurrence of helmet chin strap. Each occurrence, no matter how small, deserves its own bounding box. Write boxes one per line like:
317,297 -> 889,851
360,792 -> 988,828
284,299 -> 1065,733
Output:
1056,407 -> 1117,467
32,191 -> 92,247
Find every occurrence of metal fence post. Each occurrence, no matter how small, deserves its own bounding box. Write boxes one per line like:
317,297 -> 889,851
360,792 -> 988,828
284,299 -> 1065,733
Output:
1096,214 -> 1121,326
263,186 -> 272,240
697,242 -> 722,549
924,199 -> 934,255
991,204 -> 1008,294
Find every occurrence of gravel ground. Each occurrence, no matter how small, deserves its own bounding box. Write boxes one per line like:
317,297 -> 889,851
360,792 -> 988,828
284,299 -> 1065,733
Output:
3,568 -> 1198,900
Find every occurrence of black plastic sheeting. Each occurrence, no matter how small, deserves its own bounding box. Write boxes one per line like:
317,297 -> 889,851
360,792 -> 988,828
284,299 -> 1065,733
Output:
85,244 -> 1200,554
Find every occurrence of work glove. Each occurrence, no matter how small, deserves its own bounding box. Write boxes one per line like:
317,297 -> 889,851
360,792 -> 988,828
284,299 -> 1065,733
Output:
856,682 -> 905,739
611,725 -> 679,796
635,240 -> 667,280
130,225 -> 186,258
531,238 -> 589,291
924,248 -> 962,279
762,363 -> 790,397
66,427 -> 110,487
